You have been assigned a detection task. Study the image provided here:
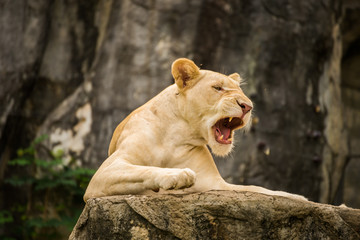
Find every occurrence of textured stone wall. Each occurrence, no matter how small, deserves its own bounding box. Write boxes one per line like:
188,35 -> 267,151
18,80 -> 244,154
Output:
1,0 -> 359,210
341,0 -> 360,209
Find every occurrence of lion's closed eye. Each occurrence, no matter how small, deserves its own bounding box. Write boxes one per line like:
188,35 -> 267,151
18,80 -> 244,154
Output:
212,86 -> 223,91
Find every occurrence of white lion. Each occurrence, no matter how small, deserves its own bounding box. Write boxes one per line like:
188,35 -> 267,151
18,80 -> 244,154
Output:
84,58 -> 306,201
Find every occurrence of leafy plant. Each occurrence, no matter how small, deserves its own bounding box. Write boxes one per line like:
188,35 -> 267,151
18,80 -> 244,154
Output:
2,135 -> 95,240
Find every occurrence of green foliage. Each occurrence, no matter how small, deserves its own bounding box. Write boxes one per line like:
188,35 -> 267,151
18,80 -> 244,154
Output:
0,210 -> 14,224
2,135 -> 95,240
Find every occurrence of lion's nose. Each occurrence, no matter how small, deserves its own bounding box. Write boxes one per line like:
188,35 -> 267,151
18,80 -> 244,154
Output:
238,102 -> 252,114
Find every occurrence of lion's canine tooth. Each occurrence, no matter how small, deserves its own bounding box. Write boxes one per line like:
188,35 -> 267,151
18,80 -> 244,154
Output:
228,138 -> 232,142
219,135 -> 224,140
229,117 -> 233,122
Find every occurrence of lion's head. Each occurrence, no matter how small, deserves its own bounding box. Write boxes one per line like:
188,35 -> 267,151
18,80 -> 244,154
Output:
172,58 -> 253,156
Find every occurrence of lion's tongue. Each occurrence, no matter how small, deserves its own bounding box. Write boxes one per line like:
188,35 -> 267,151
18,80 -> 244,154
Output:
215,122 -> 231,143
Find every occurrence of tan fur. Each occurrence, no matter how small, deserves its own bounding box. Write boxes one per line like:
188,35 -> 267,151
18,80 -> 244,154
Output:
84,58 -> 306,201
108,106 -> 144,156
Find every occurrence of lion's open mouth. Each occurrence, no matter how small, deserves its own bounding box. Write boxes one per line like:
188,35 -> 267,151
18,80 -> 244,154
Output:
213,117 -> 243,144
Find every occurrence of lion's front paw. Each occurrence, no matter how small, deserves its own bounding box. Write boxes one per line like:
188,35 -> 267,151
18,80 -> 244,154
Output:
156,168 -> 196,190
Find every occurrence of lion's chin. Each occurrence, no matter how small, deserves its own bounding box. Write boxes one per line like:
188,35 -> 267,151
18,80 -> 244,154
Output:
208,138 -> 234,157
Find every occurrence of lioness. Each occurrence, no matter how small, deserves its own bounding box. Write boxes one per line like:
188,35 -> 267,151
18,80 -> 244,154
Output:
84,58 -> 305,201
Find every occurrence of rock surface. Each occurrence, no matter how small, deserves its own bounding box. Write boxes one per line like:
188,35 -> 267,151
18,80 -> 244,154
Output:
70,191 -> 360,240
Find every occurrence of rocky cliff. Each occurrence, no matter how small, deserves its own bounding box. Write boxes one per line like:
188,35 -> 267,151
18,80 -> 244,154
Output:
70,191 -> 360,240
3,0 -> 360,208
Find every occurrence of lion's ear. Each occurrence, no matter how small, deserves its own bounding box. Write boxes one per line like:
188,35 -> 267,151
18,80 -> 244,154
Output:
171,58 -> 200,90
229,73 -> 242,83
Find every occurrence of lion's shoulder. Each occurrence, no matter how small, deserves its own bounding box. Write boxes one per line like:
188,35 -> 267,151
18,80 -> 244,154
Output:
108,106 -> 145,156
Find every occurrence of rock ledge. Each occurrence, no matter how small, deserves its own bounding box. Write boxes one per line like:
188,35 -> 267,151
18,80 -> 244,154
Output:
70,191 -> 360,239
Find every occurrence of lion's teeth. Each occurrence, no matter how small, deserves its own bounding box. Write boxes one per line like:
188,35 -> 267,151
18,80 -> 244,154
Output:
219,135 -> 224,140
229,117 -> 233,122
228,138 -> 232,142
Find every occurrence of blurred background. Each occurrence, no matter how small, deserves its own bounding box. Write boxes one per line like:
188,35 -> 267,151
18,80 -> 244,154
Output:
1,0 -> 360,239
